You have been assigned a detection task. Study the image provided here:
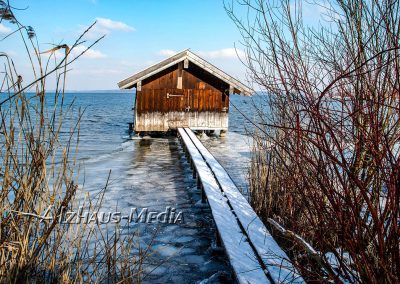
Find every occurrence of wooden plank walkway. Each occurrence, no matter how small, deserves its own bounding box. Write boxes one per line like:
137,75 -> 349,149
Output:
178,128 -> 304,284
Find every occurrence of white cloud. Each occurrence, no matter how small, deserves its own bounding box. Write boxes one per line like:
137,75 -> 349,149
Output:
96,17 -> 135,32
82,17 -> 134,39
158,49 -> 176,57
0,23 -> 12,34
42,45 -> 106,60
198,48 -> 245,59
4,50 -> 17,57
72,45 -> 106,59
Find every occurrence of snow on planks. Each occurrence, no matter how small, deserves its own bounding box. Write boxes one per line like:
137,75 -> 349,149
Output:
184,128 -> 304,283
177,128 -> 271,284
179,128 -> 305,284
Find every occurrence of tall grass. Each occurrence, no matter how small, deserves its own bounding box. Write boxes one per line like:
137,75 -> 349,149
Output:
0,2 -> 150,283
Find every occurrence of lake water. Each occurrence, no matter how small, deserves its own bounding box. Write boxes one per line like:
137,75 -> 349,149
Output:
38,92 -> 259,283
69,92 -> 257,192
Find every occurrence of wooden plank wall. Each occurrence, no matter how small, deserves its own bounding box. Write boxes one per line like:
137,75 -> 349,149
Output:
134,64 -> 231,131
141,66 -> 222,91
136,89 -> 228,114
134,112 -> 229,132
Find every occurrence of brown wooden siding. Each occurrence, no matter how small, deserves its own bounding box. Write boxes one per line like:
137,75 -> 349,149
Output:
134,62 -> 231,131
142,66 -> 222,92
136,89 -> 229,114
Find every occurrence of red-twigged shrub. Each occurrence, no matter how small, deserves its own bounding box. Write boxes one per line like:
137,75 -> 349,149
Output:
226,0 -> 400,282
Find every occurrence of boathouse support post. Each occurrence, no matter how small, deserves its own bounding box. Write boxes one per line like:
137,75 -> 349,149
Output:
201,186 -> 206,203
118,50 -> 252,132
215,230 -> 222,247
197,176 -> 201,189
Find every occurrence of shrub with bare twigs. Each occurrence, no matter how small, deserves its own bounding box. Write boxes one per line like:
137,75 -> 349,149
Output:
226,0 -> 400,282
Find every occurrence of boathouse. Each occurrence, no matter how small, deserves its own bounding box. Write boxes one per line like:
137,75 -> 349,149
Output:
118,49 -> 252,133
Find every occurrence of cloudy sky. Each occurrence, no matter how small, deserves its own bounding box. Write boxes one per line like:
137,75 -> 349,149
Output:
2,0 -> 252,91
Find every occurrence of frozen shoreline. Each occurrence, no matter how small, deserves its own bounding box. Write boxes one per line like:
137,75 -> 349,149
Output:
78,136 -> 233,283
61,92 -> 256,282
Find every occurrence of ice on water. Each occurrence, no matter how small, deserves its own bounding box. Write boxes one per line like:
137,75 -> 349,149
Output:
66,93 -> 257,282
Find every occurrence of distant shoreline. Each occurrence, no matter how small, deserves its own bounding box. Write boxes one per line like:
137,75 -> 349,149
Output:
18,89 -> 135,94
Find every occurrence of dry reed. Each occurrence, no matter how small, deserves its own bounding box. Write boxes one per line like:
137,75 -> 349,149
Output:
0,2 -> 152,283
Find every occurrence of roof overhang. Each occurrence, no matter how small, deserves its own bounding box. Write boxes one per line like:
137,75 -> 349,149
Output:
117,49 -> 252,96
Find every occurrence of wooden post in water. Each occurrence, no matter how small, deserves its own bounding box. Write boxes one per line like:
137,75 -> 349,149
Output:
201,185 -> 206,203
215,230 -> 222,247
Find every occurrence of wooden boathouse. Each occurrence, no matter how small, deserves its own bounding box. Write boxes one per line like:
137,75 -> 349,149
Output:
117,50 -> 305,283
118,49 -> 252,133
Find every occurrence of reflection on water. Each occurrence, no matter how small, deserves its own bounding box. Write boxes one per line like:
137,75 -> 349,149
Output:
54,92 -> 258,282
80,136 -> 231,283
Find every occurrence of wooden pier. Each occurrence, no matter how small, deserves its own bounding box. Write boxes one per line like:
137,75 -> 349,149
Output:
177,128 -> 304,284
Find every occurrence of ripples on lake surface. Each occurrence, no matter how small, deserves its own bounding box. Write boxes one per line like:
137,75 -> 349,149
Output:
17,91 -> 264,282
55,92 -> 263,196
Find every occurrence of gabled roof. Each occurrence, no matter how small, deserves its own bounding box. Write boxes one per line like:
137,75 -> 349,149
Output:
118,49 -> 252,96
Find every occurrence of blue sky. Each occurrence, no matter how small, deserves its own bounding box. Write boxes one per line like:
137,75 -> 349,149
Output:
2,0 -> 250,90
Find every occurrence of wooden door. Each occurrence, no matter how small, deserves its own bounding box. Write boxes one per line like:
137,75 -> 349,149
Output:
166,89 -> 188,128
